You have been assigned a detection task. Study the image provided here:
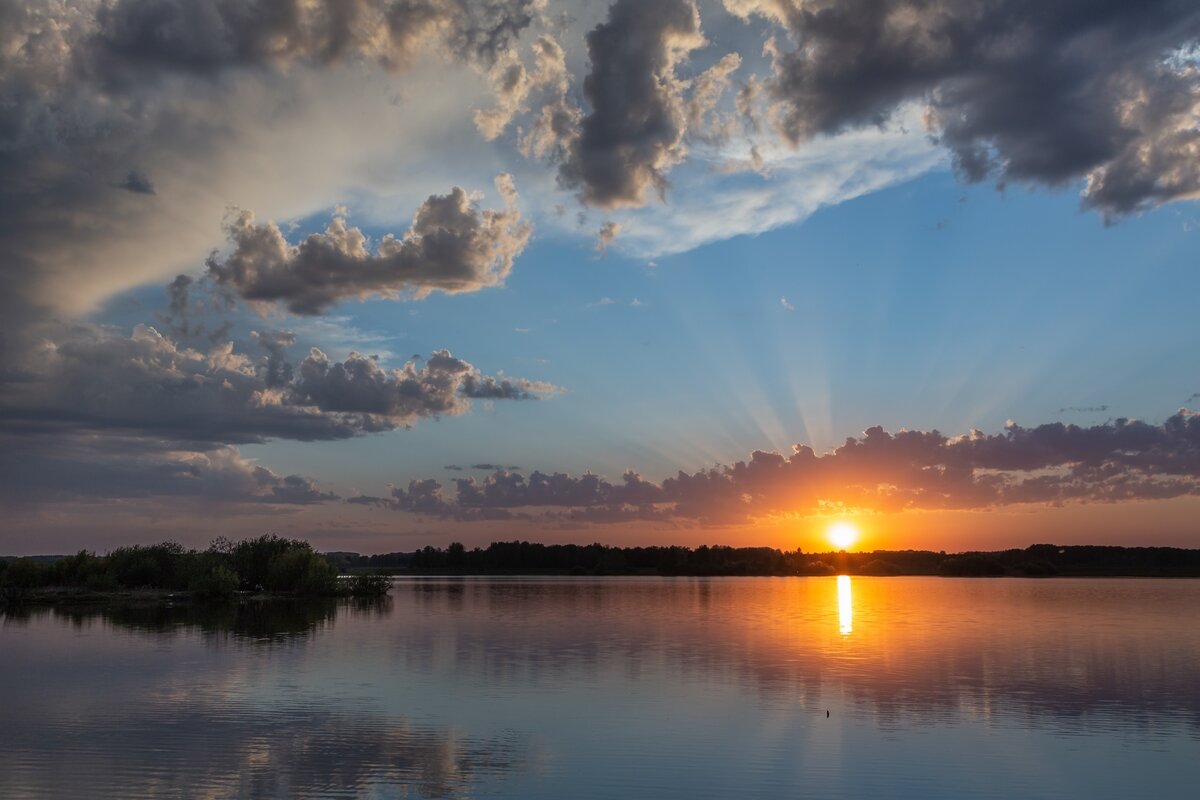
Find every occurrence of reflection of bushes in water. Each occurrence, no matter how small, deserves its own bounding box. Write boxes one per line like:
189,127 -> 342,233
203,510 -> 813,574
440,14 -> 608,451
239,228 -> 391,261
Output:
54,599 -> 348,640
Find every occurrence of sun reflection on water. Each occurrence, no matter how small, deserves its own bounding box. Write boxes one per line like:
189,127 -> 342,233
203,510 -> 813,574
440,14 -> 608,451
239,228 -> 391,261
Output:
837,574 -> 853,636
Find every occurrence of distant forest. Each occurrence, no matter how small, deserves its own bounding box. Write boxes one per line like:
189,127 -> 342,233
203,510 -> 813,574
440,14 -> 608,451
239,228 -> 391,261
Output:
325,542 -> 1200,578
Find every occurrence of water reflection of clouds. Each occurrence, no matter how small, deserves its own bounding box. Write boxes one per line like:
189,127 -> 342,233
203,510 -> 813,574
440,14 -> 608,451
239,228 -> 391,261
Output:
0,692 -> 525,798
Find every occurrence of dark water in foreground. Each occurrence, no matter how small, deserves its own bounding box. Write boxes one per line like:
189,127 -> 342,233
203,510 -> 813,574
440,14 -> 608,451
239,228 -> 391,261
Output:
2,577 -> 1198,798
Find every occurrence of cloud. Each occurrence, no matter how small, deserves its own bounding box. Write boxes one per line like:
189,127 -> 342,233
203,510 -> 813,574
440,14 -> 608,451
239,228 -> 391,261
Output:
556,0 -> 706,208
0,319 -> 557,506
89,0 -> 540,80
0,435 -> 336,507
207,175 -> 531,314
595,221 -> 621,253
363,411 -> 1200,523
591,102 -> 942,257
725,0 -> 1200,217
1,322 -> 557,444
779,296 -> 794,311
0,0 -> 546,334
474,34 -> 570,140
118,170 -> 156,195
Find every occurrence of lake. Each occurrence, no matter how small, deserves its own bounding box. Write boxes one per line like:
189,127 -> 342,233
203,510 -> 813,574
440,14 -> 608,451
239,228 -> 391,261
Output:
2,577 -> 1198,798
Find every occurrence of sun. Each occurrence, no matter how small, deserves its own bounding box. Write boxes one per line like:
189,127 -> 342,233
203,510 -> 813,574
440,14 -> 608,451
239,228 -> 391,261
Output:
828,521 -> 859,551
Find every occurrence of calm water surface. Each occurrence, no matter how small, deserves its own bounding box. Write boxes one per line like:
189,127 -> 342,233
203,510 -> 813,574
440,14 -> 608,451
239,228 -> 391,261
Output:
2,577 -> 1198,798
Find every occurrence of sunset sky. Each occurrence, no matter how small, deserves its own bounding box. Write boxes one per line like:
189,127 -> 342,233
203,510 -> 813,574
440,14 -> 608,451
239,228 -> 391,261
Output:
1,0 -> 1198,554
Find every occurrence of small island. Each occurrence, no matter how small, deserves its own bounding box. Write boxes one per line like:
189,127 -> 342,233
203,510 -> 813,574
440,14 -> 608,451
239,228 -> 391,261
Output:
0,534 -> 390,605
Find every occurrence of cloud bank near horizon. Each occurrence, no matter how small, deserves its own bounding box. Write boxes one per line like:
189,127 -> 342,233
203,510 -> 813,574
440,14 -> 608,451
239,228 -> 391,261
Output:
348,411 -> 1200,524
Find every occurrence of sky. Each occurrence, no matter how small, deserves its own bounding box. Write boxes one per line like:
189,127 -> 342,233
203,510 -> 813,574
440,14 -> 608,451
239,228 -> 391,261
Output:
1,0 -> 1199,555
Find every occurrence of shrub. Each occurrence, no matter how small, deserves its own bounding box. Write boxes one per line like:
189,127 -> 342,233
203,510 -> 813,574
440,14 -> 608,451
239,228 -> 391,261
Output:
190,565 -> 240,601
53,551 -> 104,586
84,572 -> 120,592
266,548 -> 337,595
106,543 -> 188,589
231,534 -> 315,590
1,559 -> 51,603
2,559 -> 51,589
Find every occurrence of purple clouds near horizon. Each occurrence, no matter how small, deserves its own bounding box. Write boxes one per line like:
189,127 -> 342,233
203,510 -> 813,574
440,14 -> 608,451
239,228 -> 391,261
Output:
352,411 -> 1200,523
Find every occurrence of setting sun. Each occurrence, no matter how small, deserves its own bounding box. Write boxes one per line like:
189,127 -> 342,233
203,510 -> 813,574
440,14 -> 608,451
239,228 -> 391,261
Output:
828,521 -> 859,551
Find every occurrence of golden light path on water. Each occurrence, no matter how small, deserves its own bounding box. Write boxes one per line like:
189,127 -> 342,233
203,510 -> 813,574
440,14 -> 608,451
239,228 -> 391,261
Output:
838,574 -> 853,636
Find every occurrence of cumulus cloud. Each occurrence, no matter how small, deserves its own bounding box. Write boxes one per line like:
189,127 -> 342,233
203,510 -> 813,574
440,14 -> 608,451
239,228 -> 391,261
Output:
0,323 -> 558,445
0,319 -> 557,506
361,411 -> 1200,523
556,0 -> 707,208
207,175 -> 531,314
725,0 -> 1200,217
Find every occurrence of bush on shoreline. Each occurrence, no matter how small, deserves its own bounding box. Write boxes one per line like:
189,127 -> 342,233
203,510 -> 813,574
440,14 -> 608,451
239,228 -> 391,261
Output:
0,534 -> 390,604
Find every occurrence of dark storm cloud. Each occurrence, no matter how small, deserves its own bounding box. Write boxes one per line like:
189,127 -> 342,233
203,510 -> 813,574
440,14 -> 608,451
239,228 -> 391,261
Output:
370,412 -> 1200,523
557,0 -> 707,208
89,0 -> 539,80
725,0 -> 1200,216
206,175 -> 531,315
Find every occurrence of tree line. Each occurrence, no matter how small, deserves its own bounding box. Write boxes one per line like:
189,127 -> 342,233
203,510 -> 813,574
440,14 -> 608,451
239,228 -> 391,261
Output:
325,541 -> 1200,578
7,539 -> 1199,604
